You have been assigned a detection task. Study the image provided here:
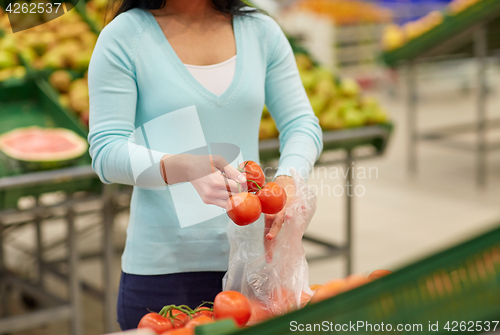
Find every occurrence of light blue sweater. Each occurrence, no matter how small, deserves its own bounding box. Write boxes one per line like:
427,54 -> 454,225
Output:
88,8 -> 323,275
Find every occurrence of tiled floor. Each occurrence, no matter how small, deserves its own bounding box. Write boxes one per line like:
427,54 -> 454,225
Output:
4,62 -> 500,334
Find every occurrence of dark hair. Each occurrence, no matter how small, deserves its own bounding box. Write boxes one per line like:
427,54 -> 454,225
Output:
113,0 -> 258,18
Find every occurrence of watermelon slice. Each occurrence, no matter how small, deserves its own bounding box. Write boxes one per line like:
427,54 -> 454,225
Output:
0,127 -> 88,170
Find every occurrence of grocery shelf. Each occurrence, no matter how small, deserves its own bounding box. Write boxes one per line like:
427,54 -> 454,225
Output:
382,0 -> 500,66
381,0 -> 500,187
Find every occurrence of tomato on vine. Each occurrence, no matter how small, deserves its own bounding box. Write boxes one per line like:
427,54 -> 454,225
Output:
226,192 -> 262,226
255,182 -> 287,214
213,291 -> 252,327
239,161 -> 265,192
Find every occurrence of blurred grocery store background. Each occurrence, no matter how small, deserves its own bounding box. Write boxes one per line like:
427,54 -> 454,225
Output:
0,0 -> 499,334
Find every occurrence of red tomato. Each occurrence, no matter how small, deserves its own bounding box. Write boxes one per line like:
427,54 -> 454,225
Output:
255,182 -> 287,214
138,312 -> 180,333
169,308 -> 189,326
247,300 -> 273,326
160,328 -> 194,335
185,315 -> 215,328
226,192 -> 262,226
368,269 -> 393,280
214,291 -> 252,327
194,306 -> 213,318
239,161 -> 265,192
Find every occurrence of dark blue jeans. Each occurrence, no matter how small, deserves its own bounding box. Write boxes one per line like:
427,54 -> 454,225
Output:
117,271 -> 226,331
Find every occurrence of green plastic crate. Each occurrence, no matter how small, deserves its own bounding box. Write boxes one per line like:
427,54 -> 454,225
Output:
0,77 -> 100,209
198,224 -> 500,334
382,0 -> 500,66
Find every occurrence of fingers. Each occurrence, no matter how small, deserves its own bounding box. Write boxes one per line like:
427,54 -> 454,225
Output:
264,214 -> 278,263
222,179 -> 242,194
266,211 -> 285,240
212,155 -> 246,184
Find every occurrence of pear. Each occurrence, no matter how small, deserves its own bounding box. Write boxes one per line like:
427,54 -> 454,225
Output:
295,53 -> 312,72
314,77 -> 337,100
0,50 -> 18,69
68,51 -> 92,72
343,108 -> 366,128
259,118 -> 278,140
58,94 -> 70,109
0,68 -> 13,82
313,67 -> 334,81
80,31 -> 98,50
339,78 -> 360,97
70,96 -> 90,114
40,49 -> 65,69
0,35 -> 19,53
12,66 -> 26,79
308,94 -> 328,117
320,107 -> 344,130
18,47 -> 37,65
337,99 -> 359,114
57,21 -> 89,40
50,70 -> 72,93
299,68 -> 317,90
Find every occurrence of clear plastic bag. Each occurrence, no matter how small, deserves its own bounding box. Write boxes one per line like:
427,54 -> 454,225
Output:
223,168 -> 317,325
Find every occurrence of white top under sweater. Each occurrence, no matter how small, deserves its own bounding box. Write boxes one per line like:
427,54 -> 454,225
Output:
184,55 -> 237,96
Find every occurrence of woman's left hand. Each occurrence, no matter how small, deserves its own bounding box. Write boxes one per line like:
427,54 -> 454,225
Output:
264,175 -> 295,263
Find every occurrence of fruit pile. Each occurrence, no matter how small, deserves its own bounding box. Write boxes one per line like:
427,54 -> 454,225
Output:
0,4 -> 96,72
49,70 -> 90,126
292,0 -> 393,25
136,270 -> 393,334
0,8 -> 27,83
382,0 -> 483,51
226,161 -> 287,226
309,269 -> 392,304
259,53 -> 388,140
382,11 -> 443,51
137,291 -> 251,335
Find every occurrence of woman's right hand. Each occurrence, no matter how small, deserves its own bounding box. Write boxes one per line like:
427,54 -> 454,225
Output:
160,154 -> 246,208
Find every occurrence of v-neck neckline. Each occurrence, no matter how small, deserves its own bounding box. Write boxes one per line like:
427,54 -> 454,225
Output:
145,9 -> 243,105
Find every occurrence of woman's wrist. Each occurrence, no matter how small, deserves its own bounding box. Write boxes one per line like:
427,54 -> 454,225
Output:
160,154 -> 190,185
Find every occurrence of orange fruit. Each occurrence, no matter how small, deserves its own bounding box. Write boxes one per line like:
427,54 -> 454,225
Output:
368,269 -> 393,280
309,284 -> 324,291
310,279 -> 346,304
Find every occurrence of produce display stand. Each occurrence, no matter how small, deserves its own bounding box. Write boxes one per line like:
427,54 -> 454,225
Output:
259,123 -> 393,275
382,0 -> 500,187
0,166 -> 98,335
0,77 -> 101,209
0,78 -> 116,334
198,222 -> 500,335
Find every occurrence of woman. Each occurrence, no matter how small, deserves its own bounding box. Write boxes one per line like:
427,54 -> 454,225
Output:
88,0 -> 322,330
